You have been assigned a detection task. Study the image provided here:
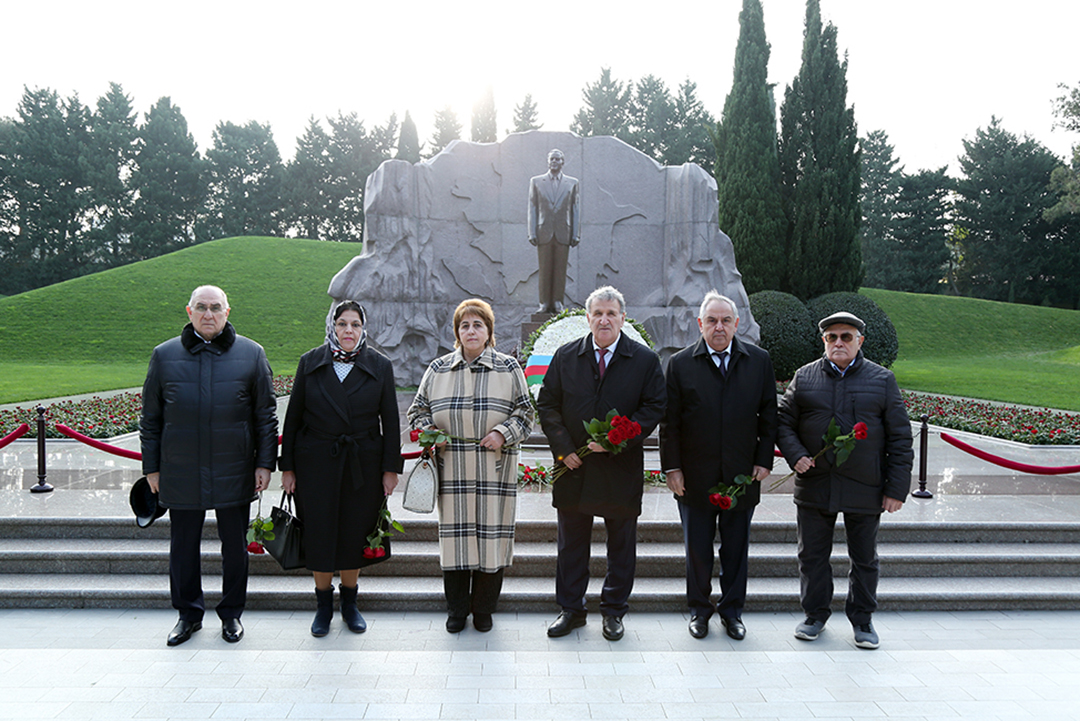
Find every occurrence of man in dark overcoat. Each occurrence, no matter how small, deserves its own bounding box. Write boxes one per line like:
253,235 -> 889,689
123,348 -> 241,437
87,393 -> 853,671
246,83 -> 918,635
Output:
141,285 -> 278,646
660,292 -> 777,640
777,311 -> 913,650
537,285 -> 666,641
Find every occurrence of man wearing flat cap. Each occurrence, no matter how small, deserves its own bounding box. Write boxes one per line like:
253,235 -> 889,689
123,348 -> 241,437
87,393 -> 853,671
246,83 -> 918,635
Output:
776,311 -> 912,650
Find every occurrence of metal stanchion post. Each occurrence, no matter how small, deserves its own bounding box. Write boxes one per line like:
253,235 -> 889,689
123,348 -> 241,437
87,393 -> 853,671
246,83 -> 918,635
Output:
911,413 -> 933,499
31,405 -> 54,493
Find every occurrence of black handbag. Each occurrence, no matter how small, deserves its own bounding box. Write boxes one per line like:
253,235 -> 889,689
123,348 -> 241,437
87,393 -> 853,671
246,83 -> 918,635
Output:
264,491 -> 305,570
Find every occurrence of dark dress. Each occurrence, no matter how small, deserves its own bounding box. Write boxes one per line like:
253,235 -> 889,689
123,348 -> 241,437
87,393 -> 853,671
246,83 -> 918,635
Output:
279,344 -> 403,572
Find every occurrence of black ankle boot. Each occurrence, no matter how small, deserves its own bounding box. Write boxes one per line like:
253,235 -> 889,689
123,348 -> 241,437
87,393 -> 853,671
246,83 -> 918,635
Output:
339,584 -> 367,633
311,587 -> 334,637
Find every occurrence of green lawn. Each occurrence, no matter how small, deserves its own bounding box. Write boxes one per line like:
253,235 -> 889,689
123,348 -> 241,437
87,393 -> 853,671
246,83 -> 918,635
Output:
3,239 -> 1080,410
0,237 -> 360,402
863,288 -> 1080,411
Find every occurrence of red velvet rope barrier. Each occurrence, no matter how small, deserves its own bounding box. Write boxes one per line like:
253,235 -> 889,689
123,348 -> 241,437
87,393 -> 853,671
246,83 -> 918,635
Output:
940,432 -> 1080,475
55,424 -> 144,460
0,423 -> 30,450
56,423 -> 425,464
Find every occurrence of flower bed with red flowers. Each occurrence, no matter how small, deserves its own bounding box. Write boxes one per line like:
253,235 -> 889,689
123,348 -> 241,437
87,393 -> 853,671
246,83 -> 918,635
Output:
1,375 -> 296,439
901,391 -> 1080,445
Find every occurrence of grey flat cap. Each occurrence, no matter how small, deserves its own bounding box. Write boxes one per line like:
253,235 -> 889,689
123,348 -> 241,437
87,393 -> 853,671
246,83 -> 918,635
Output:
818,311 -> 865,333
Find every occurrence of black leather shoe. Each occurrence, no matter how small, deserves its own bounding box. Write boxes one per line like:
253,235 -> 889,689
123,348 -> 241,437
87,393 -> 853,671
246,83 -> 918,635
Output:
167,619 -> 201,647
722,616 -> 746,641
547,611 -> 587,637
473,613 -> 493,632
221,618 -> 244,643
602,615 -> 624,641
688,616 -> 710,639
446,616 -> 467,633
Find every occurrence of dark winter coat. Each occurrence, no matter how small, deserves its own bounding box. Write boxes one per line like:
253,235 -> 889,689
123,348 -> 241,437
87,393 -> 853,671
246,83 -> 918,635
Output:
278,344 -> 403,572
140,323 -> 278,510
660,336 -> 778,512
776,352 -> 913,514
537,333 -> 666,519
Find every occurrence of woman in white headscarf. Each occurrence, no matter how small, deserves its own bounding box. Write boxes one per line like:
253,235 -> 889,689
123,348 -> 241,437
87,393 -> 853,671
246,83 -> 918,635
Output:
280,300 -> 402,636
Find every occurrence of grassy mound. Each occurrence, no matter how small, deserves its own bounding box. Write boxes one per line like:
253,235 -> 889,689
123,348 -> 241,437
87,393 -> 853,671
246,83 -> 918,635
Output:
863,289 -> 1080,410
0,237 -> 362,402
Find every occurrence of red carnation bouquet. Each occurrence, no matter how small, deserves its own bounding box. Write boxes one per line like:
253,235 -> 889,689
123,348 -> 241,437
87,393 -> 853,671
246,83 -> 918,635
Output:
706,419 -> 867,509
550,409 -> 643,482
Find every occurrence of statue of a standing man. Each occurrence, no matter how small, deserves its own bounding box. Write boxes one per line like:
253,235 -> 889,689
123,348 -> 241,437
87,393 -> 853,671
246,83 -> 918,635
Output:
528,149 -> 580,314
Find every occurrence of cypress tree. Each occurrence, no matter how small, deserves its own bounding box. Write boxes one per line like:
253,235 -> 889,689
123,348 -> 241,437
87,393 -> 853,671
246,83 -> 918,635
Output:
395,110 -> 421,162
714,0 -> 786,293
779,0 -> 862,300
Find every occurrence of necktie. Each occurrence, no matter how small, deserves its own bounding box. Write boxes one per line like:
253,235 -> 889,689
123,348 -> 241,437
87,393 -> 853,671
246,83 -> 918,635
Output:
598,348 -> 608,378
716,351 -> 728,377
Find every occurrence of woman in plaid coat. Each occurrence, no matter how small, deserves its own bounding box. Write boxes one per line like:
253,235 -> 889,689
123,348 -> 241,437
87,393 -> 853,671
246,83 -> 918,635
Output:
407,299 -> 534,633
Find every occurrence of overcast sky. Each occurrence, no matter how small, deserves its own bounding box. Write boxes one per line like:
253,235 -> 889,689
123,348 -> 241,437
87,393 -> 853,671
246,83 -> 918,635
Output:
4,0 -> 1077,176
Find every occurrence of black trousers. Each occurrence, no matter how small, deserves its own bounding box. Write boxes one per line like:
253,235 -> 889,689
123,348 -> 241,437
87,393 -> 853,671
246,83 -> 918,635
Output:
678,500 -> 754,621
555,508 -> 637,618
796,505 -> 881,626
169,505 -> 250,622
443,569 -> 505,617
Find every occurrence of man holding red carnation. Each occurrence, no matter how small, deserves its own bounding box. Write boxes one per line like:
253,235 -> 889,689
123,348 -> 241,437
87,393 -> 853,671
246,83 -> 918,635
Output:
777,311 -> 913,650
660,292 -> 778,640
538,286 -> 666,641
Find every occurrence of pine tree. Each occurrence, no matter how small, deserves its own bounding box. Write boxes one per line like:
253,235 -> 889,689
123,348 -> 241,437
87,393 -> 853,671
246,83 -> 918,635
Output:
471,87 -> 497,143
954,118 -> 1077,306
2,87 -> 93,292
427,106 -> 462,158
129,97 -> 204,259
85,82 -> 138,266
626,75 -> 675,163
512,94 -> 542,132
201,120 -> 284,240
283,117 -> 333,239
570,68 -> 631,139
669,79 -> 716,172
714,0 -> 786,293
396,110 -> 422,162
325,111 -> 396,242
779,0 -> 862,300
859,129 -> 903,289
890,168 -> 951,294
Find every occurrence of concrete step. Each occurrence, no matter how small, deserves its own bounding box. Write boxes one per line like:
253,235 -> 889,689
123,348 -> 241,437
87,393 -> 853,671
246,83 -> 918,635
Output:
5,516 -> 1080,544
3,573 -> 1079,612
5,538 -> 1080,579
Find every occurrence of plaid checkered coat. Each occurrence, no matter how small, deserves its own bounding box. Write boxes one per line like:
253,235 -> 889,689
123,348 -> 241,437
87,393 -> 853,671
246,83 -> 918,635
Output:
407,347 -> 534,572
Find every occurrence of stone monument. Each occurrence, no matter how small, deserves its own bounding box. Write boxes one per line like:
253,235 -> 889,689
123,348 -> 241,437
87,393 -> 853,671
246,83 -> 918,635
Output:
329,130 -> 758,385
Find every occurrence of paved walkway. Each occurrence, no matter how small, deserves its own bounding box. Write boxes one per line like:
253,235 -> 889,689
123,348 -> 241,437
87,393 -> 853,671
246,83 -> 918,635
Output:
1,608 -> 1078,720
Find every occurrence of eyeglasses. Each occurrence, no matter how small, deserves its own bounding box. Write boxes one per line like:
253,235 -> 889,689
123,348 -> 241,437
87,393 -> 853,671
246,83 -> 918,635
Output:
824,332 -> 858,344
191,303 -> 226,315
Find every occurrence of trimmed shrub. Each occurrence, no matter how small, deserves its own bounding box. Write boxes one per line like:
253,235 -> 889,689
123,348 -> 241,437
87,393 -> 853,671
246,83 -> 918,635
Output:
807,292 -> 899,368
748,291 -> 819,380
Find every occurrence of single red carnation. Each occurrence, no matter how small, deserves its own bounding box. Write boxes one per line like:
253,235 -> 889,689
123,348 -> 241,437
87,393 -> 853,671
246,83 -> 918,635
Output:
853,422 -> 868,440
247,541 -> 265,554
708,493 -> 723,507
409,428 -> 421,443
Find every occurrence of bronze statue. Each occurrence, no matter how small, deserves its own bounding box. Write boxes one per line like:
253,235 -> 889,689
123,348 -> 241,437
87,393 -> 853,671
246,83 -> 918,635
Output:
528,149 -> 580,314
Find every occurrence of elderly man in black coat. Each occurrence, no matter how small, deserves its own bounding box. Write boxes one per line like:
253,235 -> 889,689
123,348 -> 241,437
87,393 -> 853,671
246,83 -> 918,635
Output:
660,292 -> 778,640
141,285 -> 278,646
777,311 -> 913,650
538,286 -> 666,641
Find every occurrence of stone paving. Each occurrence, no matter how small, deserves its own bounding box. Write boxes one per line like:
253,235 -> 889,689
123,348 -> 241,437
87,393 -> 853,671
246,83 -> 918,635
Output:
1,607 -> 1078,720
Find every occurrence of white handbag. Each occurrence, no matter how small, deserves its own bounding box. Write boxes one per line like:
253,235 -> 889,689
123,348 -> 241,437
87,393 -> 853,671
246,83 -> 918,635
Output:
402,448 -> 438,513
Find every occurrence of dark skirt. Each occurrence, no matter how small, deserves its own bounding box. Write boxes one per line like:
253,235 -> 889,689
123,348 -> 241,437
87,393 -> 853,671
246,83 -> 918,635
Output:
292,438 -> 388,572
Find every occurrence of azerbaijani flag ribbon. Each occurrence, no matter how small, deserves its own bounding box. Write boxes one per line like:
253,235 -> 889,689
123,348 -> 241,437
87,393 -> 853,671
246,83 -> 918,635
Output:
524,354 -> 552,388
